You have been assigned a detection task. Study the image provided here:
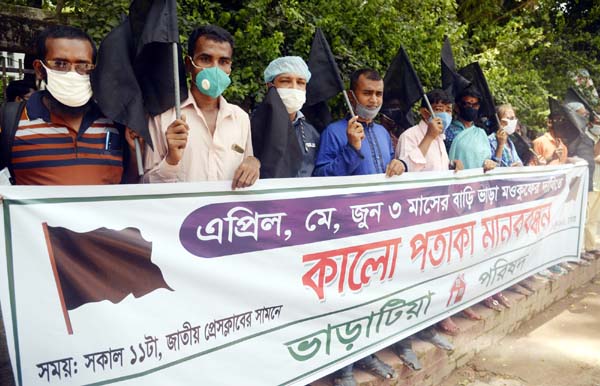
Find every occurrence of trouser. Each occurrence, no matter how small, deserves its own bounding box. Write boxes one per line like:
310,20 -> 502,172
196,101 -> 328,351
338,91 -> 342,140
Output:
585,191 -> 600,251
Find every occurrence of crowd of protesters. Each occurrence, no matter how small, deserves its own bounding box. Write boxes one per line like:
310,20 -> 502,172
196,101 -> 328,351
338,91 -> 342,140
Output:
1,24 -> 600,386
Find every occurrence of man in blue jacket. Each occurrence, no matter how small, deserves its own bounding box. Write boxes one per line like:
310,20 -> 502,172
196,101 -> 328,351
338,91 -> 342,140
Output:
314,69 -> 401,385
314,68 -> 407,177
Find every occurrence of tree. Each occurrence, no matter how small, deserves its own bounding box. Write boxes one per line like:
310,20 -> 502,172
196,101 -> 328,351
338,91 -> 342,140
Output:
9,0 -> 599,134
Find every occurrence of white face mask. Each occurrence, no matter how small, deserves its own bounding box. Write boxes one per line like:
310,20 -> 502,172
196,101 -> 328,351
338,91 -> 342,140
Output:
276,87 -> 306,114
590,124 -> 600,137
42,63 -> 93,107
502,118 -> 518,135
350,90 -> 381,121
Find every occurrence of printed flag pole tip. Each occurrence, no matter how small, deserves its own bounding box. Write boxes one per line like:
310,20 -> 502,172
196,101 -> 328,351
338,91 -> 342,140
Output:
42,222 -> 74,335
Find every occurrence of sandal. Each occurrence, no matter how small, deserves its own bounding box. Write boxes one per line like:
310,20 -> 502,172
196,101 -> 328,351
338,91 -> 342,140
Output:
560,262 -> 575,272
588,249 -> 600,258
574,259 -> 591,266
536,269 -> 554,280
519,279 -> 536,292
332,366 -> 357,386
508,284 -> 532,296
493,292 -> 511,308
483,297 -> 503,312
548,264 -> 567,276
581,252 -> 595,261
417,329 -> 454,351
391,340 -> 422,371
461,306 -> 482,320
355,355 -> 396,379
437,317 -> 460,336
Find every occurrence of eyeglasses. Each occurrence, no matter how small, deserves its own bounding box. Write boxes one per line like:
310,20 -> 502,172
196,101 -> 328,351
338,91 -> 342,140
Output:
44,60 -> 96,75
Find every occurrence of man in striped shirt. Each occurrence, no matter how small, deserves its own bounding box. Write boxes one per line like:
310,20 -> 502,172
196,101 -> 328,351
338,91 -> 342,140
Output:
5,25 -> 140,185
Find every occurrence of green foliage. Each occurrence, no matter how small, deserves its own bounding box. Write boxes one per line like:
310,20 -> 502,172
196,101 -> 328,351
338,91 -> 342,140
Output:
39,0 -> 600,134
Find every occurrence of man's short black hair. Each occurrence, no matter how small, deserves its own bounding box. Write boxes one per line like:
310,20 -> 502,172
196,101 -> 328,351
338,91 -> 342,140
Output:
6,80 -> 35,102
456,87 -> 482,103
36,25 -> 97,62
187,25 -> 235,57
349,69 -> 382,92
421,89 -> 452,108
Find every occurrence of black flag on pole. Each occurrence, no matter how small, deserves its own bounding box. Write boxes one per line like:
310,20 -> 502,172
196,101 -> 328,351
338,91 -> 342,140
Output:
129,0 -> 187,116
565,87 -> 597,119
91,21 -> 148,143
91,0 -> 187,149
441,37 -> 471,100
510,131 -> 534,165
548,97 -> 582,144
458,62 -> 497,133
382,45 -> 425,132
302,28 -> 346,131
251,87 -> 303,178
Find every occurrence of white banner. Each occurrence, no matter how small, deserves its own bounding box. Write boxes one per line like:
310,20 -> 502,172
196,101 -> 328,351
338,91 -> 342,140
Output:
0,163 -> 588,386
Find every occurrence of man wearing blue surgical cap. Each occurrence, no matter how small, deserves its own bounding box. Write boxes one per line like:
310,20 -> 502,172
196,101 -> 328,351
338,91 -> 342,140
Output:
263,56 -> 320,177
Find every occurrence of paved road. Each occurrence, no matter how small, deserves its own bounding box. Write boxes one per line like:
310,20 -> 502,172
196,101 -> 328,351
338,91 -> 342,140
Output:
440,278 -> 600,386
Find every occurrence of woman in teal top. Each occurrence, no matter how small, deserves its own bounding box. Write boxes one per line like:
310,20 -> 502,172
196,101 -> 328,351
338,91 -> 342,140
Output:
449,121 -> 495,169
445,88 -> 497,171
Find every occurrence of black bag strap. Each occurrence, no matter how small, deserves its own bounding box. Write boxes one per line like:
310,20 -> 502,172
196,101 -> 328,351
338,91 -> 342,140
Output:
0,101 -> 27,183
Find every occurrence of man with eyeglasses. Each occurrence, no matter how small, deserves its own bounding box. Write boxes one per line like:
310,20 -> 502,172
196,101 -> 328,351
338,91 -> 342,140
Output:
1,25 -> 140,185
143,25 -> 260,189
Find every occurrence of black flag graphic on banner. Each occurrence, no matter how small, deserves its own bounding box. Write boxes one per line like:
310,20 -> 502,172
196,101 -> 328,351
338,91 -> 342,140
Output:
43,224 -> 172,334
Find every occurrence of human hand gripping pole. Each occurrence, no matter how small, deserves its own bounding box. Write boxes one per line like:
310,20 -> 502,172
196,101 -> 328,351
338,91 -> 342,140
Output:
165,114 -> 189,166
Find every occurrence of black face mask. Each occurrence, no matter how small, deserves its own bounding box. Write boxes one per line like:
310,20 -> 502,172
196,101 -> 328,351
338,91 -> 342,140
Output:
459,106 -> 479,122
381,108 -> 403,125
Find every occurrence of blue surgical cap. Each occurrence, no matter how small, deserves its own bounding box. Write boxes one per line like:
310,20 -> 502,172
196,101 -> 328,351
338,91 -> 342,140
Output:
263,56 -> 311,83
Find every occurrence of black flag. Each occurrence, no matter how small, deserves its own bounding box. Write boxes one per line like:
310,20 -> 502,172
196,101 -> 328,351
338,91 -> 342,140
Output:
510,132 -> 535,165
91,0 -> 187,149
91,21 -> 148,143
251,87 -> 303,178
302,28 -> 346,131
458,62 -> 497,133
548,97 -> 582,144
43,224 -> 172,334
382,45 -> 425,132
565,87 -> 597,120
441,37 -> 471,100
129,0 -> 187,116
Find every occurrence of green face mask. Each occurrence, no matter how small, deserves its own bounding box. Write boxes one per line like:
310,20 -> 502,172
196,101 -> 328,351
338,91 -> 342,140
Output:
194,67 -> 231,98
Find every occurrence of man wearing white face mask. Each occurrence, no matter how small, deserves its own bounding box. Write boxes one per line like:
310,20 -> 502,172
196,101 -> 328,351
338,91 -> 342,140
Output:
489,104 -> 523,167
1,25 -> 141,185
262,56 -> 320,177
314,69 -> 406,177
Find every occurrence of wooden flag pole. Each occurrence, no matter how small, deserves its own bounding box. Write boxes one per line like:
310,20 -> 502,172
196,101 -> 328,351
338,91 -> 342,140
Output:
42,222 -> 73,335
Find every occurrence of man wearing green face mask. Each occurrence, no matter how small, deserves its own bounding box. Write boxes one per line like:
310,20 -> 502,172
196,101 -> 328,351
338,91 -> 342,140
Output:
143,25 -> 260,189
